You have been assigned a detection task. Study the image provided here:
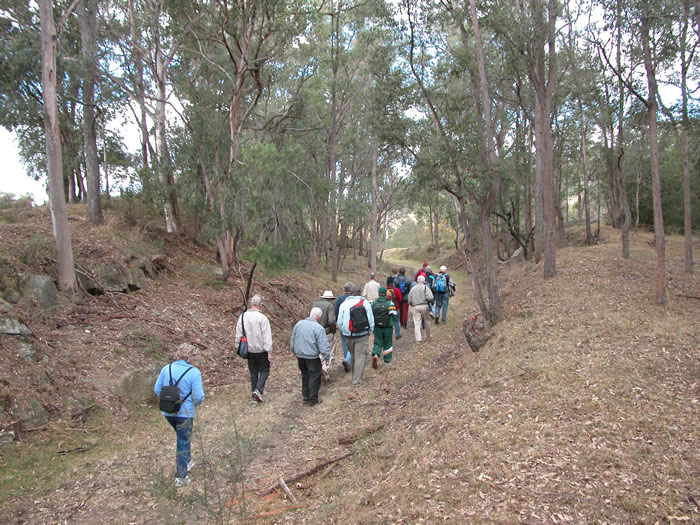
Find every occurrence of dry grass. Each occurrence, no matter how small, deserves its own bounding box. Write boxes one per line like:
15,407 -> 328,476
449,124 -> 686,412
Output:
0,211 -> 697,524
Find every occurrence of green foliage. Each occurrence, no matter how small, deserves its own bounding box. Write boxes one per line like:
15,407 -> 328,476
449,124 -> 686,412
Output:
386,218 -> 430,249
247,235 -> 309,272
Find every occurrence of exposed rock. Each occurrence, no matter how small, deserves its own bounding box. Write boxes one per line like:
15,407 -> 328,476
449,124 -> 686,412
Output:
0,429 -> 15,447
0,261 -> 21,303
0,317 -> 31,336
126,265 -> 145,291
0,297 -> 14,313
77,262 -> 129,294
128,255 -> 155,278
14,396 -> 49,430
21,275 -> 58,313
18,339 -> 37,361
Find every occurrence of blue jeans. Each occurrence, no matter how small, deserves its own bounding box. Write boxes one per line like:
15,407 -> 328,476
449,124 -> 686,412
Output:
340,333 -> 350,364
165,416 -> 193,478
434,292 -> 449,322
394,316 -> 400,337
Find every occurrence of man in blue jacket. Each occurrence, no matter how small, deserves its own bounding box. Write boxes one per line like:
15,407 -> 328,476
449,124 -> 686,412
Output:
154,343 -> 205,487
337,285 -> 375,386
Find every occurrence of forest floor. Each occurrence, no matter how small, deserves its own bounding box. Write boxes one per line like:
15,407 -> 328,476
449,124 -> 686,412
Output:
0,204 -> 698,524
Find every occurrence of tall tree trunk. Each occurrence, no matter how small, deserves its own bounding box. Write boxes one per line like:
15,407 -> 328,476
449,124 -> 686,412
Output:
582,119 -> 592,244
78,0 -> 102,224
102,117 -> 109,196
615,0 -> 631,257
641,14 -> 666,305
470,0 -> 501,320
681,0 -> 694,273
155,48 -> 179,234
328,8 -> 341,283
40,0 -> 76,294
128,0 -> 150,173
368,142 -> 379,273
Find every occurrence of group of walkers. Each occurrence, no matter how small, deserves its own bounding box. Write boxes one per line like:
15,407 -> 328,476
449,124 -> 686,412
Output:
154,263 -> 454,487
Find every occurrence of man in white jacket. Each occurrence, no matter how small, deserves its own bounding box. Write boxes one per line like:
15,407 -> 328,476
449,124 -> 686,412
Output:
234,294 -> 273,403
407,275 -> 434,342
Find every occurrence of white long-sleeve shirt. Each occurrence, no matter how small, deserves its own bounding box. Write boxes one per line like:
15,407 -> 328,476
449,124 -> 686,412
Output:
234,308 -> 273,354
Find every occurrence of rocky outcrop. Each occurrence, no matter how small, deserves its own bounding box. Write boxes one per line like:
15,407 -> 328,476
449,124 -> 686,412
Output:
0,260 -> 21,303
21,275 -> 58,313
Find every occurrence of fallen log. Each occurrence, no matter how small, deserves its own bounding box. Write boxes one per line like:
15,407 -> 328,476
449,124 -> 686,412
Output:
337,421 -> 385,445
260,452 -> 355,496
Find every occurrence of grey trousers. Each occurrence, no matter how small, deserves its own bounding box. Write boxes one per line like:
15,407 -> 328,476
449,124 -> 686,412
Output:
346,335 -> 369,385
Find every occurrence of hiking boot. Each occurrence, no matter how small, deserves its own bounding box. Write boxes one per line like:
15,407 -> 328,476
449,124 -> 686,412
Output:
174,476 -> 191,488
372,355 -> 379,369
342,361 -> 351,373
435,318 -> 439,325
253,390 -> 263,403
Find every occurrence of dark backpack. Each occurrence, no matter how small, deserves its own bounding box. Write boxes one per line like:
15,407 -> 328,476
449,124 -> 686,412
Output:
159,364 -> 193,414
372,300 -> 391,328
434,273 -> 447,293
396,275 -> 408,294
348,299 -> 370,333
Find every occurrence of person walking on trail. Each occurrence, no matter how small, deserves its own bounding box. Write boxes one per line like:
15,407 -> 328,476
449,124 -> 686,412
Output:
234,294 -> 273,403
337,285 -> 375,386
154,343 -> 205,488
362,272 -> 381,301
312,290 -> 337,381
394,268 -> 411,329
424,266 -> 436,317
388,283 -> 403,339
387,267 -> 399,288
290,307 -> 331,406
371,286 -> 398,368
407,275 -> 434,342
414,262 -> 429,282
334,282 -> 353,373
432,265 -> 452,324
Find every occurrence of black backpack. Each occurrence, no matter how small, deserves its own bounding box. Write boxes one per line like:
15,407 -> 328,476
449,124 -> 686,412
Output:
159,364 -> 193,414
348,299 -> 370,333
372,300 -> 391,328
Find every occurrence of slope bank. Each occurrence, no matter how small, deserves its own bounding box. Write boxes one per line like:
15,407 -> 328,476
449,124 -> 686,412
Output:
0,203 -> 697,523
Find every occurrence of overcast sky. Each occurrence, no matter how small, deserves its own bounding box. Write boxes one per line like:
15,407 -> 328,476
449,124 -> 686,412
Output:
0,127 -> 48,205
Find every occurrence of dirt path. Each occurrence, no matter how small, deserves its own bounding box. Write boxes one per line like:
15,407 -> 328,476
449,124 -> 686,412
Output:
3,257 -> 471,524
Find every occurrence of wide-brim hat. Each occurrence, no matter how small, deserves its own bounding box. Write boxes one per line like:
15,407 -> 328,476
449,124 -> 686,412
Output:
320,290 -> 335,299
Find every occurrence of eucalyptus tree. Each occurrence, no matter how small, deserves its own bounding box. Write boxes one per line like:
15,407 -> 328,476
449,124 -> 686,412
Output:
76,0 -> 102,223
657,0 -> 697,274
596,0 -> 681,305
167,0 -> 312,278
402,0 -> 506,322
39,0 -> 77,294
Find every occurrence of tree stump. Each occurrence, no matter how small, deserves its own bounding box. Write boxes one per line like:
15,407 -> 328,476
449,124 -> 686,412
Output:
463,312 -> 490,352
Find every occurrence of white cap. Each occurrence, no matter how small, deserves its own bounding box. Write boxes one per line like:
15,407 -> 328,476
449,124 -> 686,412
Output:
440,265 -> 447,272
417,275 -> 425,283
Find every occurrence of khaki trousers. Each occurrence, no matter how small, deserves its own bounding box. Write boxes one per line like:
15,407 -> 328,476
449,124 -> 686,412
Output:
411,304 -> 431,342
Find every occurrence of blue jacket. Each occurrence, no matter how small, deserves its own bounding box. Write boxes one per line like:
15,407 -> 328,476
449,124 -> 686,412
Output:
290,318 -> 331,361
337,296 -> 375,337
154,360 -> 205,418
